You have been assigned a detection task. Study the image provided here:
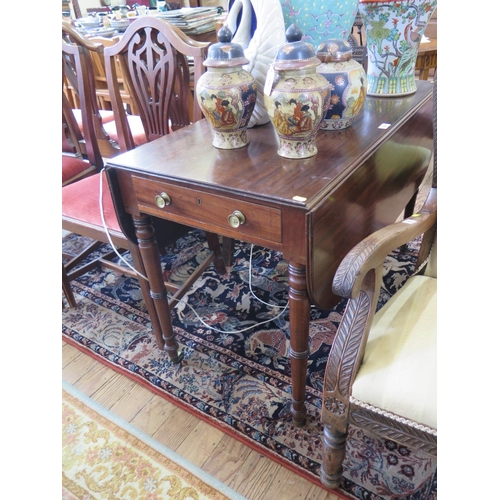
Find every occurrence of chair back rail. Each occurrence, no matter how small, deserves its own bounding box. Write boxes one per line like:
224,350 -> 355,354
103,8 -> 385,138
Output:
62,90 -> 85,159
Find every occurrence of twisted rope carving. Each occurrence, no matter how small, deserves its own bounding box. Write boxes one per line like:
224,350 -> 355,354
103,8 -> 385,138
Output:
351,399 -> 437,455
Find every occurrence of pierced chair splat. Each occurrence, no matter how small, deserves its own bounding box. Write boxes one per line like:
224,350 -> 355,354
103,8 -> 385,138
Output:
103,15 -> 209,151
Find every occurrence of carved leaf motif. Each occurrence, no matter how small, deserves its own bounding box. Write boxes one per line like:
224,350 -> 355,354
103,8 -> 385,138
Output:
351,409 -> 437,455
324,308 -> 350,393
333,241 -> 377,297
338,291 -> 371,397
324,291 -> 370,398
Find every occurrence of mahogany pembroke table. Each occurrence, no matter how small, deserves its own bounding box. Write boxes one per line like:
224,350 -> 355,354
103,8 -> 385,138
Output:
106,80 -> 434,427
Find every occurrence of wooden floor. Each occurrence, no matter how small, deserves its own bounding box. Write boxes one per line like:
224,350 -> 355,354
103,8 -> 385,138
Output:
62,340 -> 343,500
63,159 -> 434,500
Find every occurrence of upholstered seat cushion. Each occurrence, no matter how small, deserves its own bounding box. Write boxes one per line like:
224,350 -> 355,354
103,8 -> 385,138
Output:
352,275 -> 437,429
103,114 -> 148,147
62,155 -> 97,187
73,108 -> 115,126
62,173 -> 121,233
63,111 -> 147,153
62,109 -> 117,154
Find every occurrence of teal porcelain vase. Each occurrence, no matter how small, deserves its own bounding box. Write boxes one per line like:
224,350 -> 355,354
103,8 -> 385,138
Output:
359,0 -> 437,96
280,0 -> 359,49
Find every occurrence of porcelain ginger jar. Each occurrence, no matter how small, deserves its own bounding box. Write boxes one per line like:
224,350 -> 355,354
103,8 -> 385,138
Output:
264,24 -> 330,159
317,38 -> 367,130
196,26 -> 257,149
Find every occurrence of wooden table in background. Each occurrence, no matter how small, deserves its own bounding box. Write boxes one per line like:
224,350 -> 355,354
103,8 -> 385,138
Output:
415,37 -> 437,80
106,81 -> 434,427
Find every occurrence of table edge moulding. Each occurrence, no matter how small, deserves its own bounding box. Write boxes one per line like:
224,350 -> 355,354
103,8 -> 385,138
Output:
106,80 -> 434,427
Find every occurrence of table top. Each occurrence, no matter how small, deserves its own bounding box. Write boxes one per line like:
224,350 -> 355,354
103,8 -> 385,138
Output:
107,81 -> 433,213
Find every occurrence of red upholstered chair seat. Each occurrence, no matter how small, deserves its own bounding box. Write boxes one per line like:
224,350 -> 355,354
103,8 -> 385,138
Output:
62,155 -> 98,187
75,108 -> 148,149
62,173 -> 121,233
63,110 -> 147,153
103,114 -> 148,147
73,108 -> 115,126
62,109 -> 116,154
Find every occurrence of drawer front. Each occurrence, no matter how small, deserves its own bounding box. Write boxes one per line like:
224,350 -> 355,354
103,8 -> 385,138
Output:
132,176 -> 282,244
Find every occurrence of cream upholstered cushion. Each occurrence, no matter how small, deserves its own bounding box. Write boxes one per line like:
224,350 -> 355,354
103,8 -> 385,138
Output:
352,275 -> 437,429
424,236 -> 437,278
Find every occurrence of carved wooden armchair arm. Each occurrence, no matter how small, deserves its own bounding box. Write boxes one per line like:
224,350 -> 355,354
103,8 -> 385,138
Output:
333,187 -> 436,301
320,185 -> 437,488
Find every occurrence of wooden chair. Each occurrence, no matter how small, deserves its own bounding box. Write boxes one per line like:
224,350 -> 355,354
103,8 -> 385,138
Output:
320,79 -> 437,489
62,89 -> 101,186
63,21 -> 122,159
347,11 -> 367,72
62,20 -> 227,350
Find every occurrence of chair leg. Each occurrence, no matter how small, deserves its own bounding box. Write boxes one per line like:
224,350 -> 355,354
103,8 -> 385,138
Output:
62,264 -> 77,308
320,424 -> 348,489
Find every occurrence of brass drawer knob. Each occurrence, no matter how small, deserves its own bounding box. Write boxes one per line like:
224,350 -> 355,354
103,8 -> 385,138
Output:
155,192 -> 171,208
227,210 -> 246,228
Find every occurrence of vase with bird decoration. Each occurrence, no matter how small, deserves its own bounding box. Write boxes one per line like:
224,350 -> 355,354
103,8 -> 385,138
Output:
358,0 -> 437,96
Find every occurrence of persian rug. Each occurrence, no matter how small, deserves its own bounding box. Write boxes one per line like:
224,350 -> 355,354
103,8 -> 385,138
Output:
62,381 -> 246,500
62,231 -> 437,500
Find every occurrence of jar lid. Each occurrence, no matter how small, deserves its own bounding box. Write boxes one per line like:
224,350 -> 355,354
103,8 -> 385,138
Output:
203,25 -> 249,67
273,24 -> 321,70
316,39 -> 353,63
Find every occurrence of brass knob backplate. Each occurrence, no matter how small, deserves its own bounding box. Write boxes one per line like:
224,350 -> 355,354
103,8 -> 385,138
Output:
155,192 -> 171,208
227,210 -> 246,228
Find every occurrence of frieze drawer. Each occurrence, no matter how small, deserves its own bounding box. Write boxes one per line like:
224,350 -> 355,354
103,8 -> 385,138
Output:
132,176 -> 282,243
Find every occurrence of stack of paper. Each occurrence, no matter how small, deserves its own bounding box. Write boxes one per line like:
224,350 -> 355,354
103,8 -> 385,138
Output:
157,7 -> 219,35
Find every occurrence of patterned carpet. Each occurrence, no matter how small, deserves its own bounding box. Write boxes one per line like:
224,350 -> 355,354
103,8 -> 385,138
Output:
62,231 -> 437,499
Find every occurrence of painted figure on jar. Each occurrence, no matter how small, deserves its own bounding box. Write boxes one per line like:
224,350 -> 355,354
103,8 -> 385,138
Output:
272,101 -> 293,135
220,100 -> 237,126
296,105 -> 312,132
